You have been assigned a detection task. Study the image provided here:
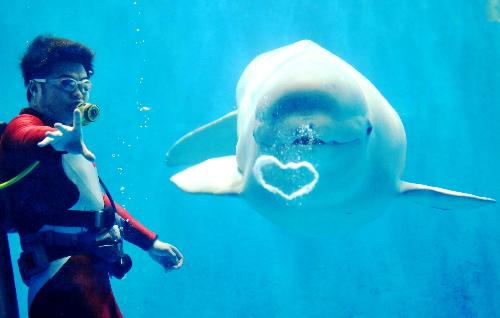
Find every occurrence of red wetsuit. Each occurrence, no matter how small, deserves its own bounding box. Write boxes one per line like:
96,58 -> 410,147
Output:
0,108 -> 157,318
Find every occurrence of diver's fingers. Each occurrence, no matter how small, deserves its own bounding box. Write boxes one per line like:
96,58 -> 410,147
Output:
171,246 -> 184,269
73,109 -> 82,130
45,130 -> 64,138
54,122 -> 72,133
81,143 -> 96,162
173,257 -> 184,269
37,136 -> 55,147
161,247 -> 181,271
164,247 -> 177,259
41,129 -> 63,143
171,246 -> 183,260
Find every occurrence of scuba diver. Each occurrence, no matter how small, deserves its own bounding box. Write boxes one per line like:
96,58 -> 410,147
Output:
0,35 -> 183,318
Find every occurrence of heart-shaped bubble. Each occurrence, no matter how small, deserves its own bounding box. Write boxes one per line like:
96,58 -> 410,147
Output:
252,155 -> 319,200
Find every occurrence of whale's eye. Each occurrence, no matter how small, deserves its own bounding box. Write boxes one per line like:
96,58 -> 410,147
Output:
366,126 -> 373,135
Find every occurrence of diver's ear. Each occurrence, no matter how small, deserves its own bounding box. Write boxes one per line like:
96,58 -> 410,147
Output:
28,80 -> 41,102
28,80 -> 38,95
399,181 -> 495,210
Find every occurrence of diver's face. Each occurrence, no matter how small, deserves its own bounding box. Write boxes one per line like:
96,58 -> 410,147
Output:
32,62 -> 89,125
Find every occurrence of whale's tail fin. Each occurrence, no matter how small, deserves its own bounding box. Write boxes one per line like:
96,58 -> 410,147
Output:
399,181 -> 496,210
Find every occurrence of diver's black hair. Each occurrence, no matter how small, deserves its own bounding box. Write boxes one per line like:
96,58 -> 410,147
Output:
21,35 -> 95,101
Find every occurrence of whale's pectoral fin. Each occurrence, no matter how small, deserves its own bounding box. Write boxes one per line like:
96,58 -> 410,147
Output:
166,110 -> 238,167
399,181 -> 496,210
170,155 -> 244,195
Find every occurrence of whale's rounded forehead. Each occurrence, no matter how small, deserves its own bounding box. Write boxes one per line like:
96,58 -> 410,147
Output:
238,40 -> 332,87
236,40 -> 365,117
256,89 -> 367,122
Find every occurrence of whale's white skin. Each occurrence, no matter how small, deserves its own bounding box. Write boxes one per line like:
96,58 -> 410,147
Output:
166,40 -> 495,236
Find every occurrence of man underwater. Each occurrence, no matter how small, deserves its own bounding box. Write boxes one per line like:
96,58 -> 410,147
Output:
0,35 -> 183,318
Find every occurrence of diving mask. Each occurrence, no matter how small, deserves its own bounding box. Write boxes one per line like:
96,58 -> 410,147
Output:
77,102 -> 100,125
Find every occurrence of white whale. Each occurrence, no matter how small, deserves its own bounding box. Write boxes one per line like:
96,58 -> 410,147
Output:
166,40 -> 495,236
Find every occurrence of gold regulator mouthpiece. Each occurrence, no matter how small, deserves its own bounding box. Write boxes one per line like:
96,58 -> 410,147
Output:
77,102 -> 100,126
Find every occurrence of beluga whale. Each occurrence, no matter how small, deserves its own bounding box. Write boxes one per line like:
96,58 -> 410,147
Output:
166,40 -> 495,236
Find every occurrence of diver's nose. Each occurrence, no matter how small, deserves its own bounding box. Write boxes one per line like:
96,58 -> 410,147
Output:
73,86 -> 89,102
73,87 -> 83,98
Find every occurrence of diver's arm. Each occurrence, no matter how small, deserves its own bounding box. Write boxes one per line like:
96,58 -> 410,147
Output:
102,195 -> 184,270
102,194 -> 158,250
3,110 -> 94,162
2,113 -> 57,156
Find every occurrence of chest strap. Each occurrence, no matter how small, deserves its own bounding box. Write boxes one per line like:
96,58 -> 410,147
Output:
34,207 -> 116,231
18,224 -> 125,284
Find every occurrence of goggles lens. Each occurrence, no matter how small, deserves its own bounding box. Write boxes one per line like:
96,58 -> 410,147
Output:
32,78 -> 92,93
58,78 -> 92,93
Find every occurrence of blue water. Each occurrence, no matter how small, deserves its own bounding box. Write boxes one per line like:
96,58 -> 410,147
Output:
1,1 -> 499,317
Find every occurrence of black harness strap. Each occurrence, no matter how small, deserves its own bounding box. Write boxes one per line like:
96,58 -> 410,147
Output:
40,208 -> 115,230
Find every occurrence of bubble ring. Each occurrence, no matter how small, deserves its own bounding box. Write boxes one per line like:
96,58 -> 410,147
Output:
252,155 -> 319,200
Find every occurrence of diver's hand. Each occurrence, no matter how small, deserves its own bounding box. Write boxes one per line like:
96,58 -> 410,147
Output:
148,239 -> 184,272
37,109 -> 96,162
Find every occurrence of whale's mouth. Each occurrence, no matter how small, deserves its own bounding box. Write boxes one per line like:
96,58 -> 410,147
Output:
290,123 -> 362,147
292,136 -> 360,146
292,136 -> 325,145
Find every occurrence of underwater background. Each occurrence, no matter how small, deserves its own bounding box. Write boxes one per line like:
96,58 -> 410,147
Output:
1,1 -> 499,317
